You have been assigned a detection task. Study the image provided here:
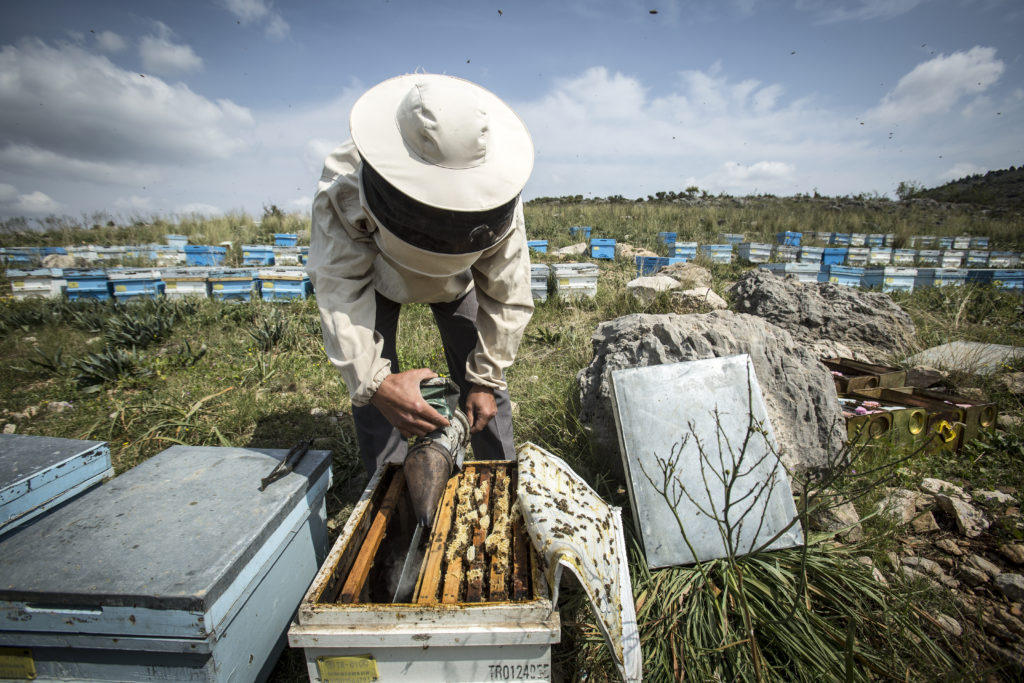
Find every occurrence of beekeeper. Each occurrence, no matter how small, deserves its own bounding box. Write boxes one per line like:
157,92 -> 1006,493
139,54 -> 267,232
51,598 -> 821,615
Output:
307,74 -> 535,475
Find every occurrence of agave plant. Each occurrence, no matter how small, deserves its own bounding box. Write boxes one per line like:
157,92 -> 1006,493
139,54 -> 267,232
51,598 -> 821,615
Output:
71,347 -> 152,392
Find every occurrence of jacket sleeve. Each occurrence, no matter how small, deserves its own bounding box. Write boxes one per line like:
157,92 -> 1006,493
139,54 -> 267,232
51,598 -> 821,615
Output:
466,200 -> 535,391
306,141 -> 392,406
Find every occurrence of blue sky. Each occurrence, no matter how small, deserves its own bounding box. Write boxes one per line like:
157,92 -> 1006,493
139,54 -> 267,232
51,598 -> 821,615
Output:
0,0 -> 1021,220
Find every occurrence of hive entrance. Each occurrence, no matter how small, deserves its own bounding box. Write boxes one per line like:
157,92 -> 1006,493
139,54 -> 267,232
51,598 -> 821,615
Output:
322,462 -> 533,605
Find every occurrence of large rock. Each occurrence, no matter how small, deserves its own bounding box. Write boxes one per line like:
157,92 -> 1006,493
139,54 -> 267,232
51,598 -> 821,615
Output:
728,270 -> 917,360
658,262 -> 713,289
625,275 -> 680,303
674,287 -> 728,311
577,310 -> 846,475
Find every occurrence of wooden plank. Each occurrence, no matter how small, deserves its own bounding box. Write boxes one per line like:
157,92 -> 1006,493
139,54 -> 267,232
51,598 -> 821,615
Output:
488,466 -> 511,602
441,465 -> 476,604
414,474 -> 460,604
324,468 -> 392,603
512,516 -> 530,602
464,467 -> 492,603
337,469 -> 406,604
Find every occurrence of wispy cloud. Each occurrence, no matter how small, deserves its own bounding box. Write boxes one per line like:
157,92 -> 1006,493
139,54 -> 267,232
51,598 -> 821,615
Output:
94,30 -> 126,53
866,46 -> 1004,124
222,0 -> 290,41
803,0 -> 932,23
0,183 -> 60,215
139,21 -> 203,75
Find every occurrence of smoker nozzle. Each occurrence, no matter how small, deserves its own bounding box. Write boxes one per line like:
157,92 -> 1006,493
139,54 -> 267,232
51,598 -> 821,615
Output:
403,410 -> 469,526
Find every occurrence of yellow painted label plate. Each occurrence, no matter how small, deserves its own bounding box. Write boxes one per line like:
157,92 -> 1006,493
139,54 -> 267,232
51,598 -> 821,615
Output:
12,281 -> 24,288
213,283 -> 224,290
115,285 -> 127,292
263,282 -> 274,288
559,278 -> 569,286
316,655 -> 379,682
167,282 -> 177,288
67,282 -> 78,288
0,648 -> 36,680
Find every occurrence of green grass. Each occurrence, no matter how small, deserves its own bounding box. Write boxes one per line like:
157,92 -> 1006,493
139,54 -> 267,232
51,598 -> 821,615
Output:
2,201 -> 1023,681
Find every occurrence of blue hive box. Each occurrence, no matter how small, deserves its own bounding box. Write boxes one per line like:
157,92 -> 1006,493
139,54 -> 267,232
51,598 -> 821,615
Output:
208,268 -> 257,301
273,233 -> 298,247
107,268 -> 164,301
569,226 -> 592,240
242,245 -> 275,266
0,434 -> 113,538
669,241 -> 698,259
827,265 -> 864,287
822,248 -> 848,266
64,269 -> 111,301
0,444 -> 332,683
527,240 -> 548,254
776,231 -> 801,247
657,232 -> 677,245
184,245 -> 226,267
590,238 -> 615,260
258,267 -> 313,301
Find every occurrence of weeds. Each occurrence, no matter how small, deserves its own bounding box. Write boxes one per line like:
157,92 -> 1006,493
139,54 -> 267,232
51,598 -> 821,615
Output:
71,347 -> 151,392
247,310 -> 289,352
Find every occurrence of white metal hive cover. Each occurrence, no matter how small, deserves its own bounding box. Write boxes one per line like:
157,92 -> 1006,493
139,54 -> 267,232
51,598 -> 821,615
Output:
517,443 -> 642,683
611,354 -> 803,569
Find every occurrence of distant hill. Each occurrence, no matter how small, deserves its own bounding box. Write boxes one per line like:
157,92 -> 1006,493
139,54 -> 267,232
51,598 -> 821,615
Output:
912,165 -> 1024,210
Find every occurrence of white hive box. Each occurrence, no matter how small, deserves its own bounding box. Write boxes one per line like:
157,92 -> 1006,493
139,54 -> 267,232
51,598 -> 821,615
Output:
0,434 -> 112,538
550,263 -> 598,299
530,264 -> 549,301
0,444 -> 332,682
6,268 -> 65,300
289,447 -> 641,683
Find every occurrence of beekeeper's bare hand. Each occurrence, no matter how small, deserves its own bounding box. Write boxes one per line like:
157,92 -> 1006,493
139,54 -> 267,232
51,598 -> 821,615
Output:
371,369 -> 450,438
465,385 -> 497,434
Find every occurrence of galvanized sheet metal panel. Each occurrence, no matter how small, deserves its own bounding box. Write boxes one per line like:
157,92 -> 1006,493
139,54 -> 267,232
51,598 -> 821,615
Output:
611,355 -> 803,568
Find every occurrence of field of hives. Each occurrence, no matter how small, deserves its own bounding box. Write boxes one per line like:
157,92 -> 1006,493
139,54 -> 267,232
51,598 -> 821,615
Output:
2,195 -> 1023,681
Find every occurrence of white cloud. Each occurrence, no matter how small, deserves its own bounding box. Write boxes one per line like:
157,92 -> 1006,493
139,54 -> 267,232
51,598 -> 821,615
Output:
0,144 -> 161,185
940,162 -> 986,182
95,30 -> 126,53
0,39 -> 252,166
0,185 -> 61,215
222,0 -> 290,41
113,195 -> 156,212
176,202 -> 222,216
139,23 -> 203,75
866,47 -> 1003,124
720,160 -> 796,185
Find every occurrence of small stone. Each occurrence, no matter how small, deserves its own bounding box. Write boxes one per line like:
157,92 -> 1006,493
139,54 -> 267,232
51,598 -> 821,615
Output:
911,511 -> 941,534
999,414 -> 1023,431
2,424 -> 15,434
922,478 -> 967,499
1012,603 -> 1024,618
46,401 -> 73,413
935,494 -> 989,538
901,566 -> 943,591
975,490 -> 1019,506
22,336 -> 37,343
997,372 -> 1024,396
903,556 -> 958,588
905,365 -> 948,389
310,407 -> 330,417
995,573 -> 1024,603
935,614 -> 962,637
807,493 -> 863,542
935,538 -> 964,556
876,488 -> 918,524
960,566 -> 990,587
86,336 -> 102,344
967,554 -> 1002,578
1001,544 -> 1024,565
915,492 -> 936,510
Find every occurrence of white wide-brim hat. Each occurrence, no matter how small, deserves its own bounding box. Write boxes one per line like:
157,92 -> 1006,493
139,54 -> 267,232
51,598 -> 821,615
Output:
350,73 -> 534,212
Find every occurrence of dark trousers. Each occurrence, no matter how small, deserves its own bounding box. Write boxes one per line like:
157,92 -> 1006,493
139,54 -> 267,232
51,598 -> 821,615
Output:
352,289 -> 516,474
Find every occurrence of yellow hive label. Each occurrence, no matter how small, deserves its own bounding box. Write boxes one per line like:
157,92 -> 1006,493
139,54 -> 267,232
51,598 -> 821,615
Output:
67,282 -> 78,288
559,278 -> 569,286
0,648 -> 36,680
167,282 -> 177,289
263,282 -> 274,288
317,655 -> 379,682
213,284 -> 224,290
12,281 -> 24,288
115,285 -> 127,292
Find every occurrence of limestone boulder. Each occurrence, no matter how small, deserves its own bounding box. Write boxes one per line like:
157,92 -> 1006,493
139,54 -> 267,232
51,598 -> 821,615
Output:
625,275 -> 680,303
658,262 -> 713,289
728,269 -> 917,360
673,287 -> 728,311
576,310 -> 846,475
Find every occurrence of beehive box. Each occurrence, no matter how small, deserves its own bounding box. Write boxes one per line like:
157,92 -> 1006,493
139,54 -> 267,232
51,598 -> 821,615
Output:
970,236 -> 990,249
529,264 -> 549,302
916,249 -> 941,266
941,250 -> 965,268
892,249 -> 917,265
107,268 -> 164,301
165,234 -> 189,247
242,245 -> 275,266
550,263 -> 597,299
822,247 -> 847,266
862,266 -> 916,293
589,238 -> 615,260
776,231 -> 801,246
839,397 -> 929,448
526,240 -> 548,254
290,461 -> 559,682
846,247 -> 869,266
657,231 -> 677,245
0,445 -> 332,683
64,269 -> 111,301
866,234 -> 885,248
915,268 -> 967,289
988,252 -> 1020,268
827,265 -> 864,287
700,244 -> 733,264
184,245 -> 227,267
0,434 -> 112,538
760,262 -> 821,283
668,241 -> 697,259
162,267 -> 212,299
258,267 -> 313,301
830,233 -> 851,246
209,268 -> 257,301
273,246 -> 302,265
720,232 -> 745,245
868,248 -> 893,266
798,245 -> 824,264
771,244 -> 799,262
849,233 -> 867,247
953,236 -> 972,250
822,358 -> 907,393
737,242 -> 772,263
966,250 -> 990,268
6,268 -> 65,300
274,233 -> 299,247
910,235 -> 936,248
